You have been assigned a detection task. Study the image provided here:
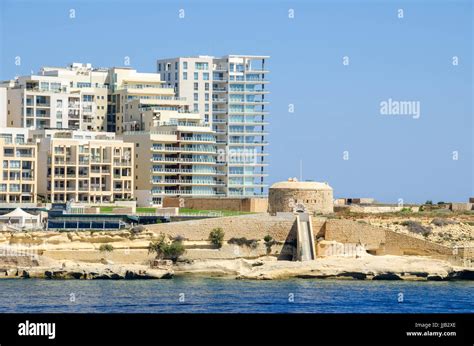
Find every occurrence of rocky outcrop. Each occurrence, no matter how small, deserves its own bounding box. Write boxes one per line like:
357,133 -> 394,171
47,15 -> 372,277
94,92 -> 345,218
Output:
174,255 -> 474,281
0,262 -> 173,280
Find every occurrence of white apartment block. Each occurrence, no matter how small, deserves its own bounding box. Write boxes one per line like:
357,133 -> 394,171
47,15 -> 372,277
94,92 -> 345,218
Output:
5,63 -> 108,131
156,55 -> 269,197
0,128 -> 37,204
123,98 -> 224,206
107,67 -> 190,134
31,129 -> 134,204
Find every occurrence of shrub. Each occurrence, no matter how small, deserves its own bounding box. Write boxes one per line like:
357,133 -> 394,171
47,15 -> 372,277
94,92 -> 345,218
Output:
148,233 -> 185,263
228,237 -> 258,249
263,235 -> 275,254
431,218 -> 457,227
148,233 -> 167,256
425,200 -> 433,205
263,235 -> 273,243
400,207 -> 412,213
164,241 -> 185,262
99,244 -> 114,252
209,228 -> 225,248
400,220 -> 432,236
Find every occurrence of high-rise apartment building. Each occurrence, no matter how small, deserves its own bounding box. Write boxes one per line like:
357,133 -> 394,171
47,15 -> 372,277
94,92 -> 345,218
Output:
0,128 -> 37,204
156,55 -> 269,197
31,129 -> 134,203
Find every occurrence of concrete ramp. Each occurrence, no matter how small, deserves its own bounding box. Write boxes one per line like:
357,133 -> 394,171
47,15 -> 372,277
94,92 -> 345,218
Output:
296,213 -> 316,261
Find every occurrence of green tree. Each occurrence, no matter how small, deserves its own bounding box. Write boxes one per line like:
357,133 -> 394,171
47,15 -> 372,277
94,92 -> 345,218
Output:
148,233 -> 185,263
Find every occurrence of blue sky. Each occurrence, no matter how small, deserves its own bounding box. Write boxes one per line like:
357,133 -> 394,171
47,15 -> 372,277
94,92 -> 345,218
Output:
0,0 -> 472,203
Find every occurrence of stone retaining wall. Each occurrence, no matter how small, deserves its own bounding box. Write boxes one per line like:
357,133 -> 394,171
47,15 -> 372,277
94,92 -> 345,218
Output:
324,218 -> 467,265
146,214 -> 297,242
324,219 -> 386,252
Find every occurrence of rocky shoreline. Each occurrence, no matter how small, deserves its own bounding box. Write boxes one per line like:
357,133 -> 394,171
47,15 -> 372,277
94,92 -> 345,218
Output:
2,254 -> 473,281
175,255 -> 474,281
0,261 -> 173,280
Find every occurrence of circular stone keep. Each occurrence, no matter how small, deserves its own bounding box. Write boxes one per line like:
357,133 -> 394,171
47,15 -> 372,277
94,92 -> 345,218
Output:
268,181 -> 334,215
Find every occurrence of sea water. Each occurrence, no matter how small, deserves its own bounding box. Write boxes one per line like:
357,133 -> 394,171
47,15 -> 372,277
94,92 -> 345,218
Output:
0,278 -> 472,313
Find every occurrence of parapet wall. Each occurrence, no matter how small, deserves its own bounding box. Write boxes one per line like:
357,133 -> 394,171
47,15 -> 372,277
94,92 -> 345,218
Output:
163,197 -> 268,213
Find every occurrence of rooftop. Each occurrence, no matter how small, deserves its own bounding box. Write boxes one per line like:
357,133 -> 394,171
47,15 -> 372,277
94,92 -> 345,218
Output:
270,180 -> 332,191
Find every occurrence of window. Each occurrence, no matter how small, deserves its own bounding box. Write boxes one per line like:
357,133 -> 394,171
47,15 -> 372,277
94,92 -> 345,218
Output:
183,61 -> 188,69
175,72 -> 178,80
205,83 -> 209,91
158,63 -> 161,71
82,95 -> 93,102
203,72 -> 209,80
194,83 -> 198,91
193,104 -> 199,112
40,82 -> 49,91
167,73 -> 171,81
36,96 -> 48,105
195,62 -> 208,70
205,103 -> 209,112
194,93 -> 198,101
175,62 -> 178,70
205,93 -> 209,101
16,135 -> 25,144
51,83 -> 61,92
183,72 -> 187,80
194,72 -> 198,80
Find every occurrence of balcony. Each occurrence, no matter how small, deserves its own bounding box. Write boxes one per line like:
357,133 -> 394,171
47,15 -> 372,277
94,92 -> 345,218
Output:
179,136 -> 216,143
228,130 -> 269,136
244,68 -> 269,73
36,102 -> 50,107
152,179 -> 224,186
228,120 -> 269,126
229,141 -> 269,146
227,111 -> 269,116
229,89 -> 269,95
212,118 -> 226,124
152,168 -> 221,175
151,190 -> 218,196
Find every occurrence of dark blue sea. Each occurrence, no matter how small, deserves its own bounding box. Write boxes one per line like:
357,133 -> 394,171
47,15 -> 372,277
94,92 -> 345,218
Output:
0,278 -> 472,313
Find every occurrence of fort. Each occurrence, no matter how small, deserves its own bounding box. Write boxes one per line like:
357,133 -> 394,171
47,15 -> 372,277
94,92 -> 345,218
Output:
0,179 -> 472,280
